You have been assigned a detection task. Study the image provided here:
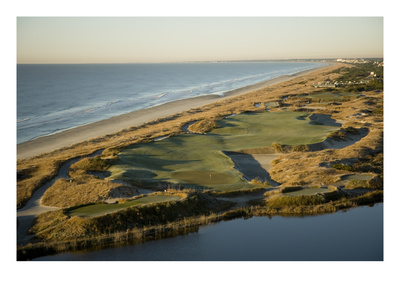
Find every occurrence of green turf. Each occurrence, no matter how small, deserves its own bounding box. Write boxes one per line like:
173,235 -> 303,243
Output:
68,195 -> 181,217
109,111 -> 339,191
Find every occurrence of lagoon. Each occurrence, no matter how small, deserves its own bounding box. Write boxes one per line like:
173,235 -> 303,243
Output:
35,203 -> 383,261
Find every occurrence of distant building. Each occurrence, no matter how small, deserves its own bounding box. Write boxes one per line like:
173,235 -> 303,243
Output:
336,58 -> 368,64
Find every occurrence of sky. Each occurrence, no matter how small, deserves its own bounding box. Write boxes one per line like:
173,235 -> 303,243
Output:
17,17 -> 383,63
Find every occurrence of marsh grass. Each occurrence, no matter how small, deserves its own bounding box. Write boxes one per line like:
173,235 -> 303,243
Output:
19,189 -> 383,260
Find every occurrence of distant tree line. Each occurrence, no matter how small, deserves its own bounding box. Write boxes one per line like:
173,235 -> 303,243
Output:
336,62 -> 383,92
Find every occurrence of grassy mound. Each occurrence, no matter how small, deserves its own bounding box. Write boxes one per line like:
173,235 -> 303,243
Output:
187,118 -> 219,133
41,178 -> 138,207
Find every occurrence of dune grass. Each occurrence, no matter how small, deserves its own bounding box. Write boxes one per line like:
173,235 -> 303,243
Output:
109,111 -> 339,191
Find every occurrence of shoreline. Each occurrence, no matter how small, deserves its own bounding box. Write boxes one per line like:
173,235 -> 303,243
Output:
17,65 -> 329,159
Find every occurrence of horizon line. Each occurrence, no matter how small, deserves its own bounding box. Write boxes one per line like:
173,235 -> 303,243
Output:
17,57 -> 384,65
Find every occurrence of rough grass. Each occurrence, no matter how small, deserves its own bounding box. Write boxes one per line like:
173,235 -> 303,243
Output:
29,210 -> 69,235
70,156 -> 113,172
41,178 -> 138,207
269,121 -> 383,187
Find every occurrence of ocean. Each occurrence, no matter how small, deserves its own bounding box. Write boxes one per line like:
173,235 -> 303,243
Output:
17,62 -> 325,144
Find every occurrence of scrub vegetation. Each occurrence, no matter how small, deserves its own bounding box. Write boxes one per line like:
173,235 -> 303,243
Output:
17,62 -> 384,260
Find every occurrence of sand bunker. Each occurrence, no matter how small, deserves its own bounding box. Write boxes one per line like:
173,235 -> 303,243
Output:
223,151 -> 280,186
309,113 -> 342,127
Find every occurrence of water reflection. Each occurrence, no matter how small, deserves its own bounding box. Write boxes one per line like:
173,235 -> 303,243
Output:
35,204 -> 383,261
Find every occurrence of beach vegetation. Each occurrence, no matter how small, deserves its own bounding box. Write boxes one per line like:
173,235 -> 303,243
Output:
272,142 -> 284,153
292,144 -> 309,152
70,156 -> 113,173
187,118 -> 220,133
267,194 -> 327,207
345,175 -> 383,190
41,177 -> 138,207
332,163 -> 356,172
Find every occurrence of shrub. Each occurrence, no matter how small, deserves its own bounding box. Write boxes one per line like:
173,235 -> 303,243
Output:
101,147 -> 121,158
281,186 -> 303,193
328,130 -> 347,141
292,144 -> 309,152
343,127 -> 358,134
348,190 -> 383,205
71,156 -> 112,172
188,119 -> 219,134
345,176 -> 383,190
332,163 -> 356,172
272,142 -> 283,153
368,176 -> 383,190
268,194 -> 326,207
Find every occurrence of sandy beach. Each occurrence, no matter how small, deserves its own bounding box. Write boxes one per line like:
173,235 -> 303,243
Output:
17,66 -> 327,159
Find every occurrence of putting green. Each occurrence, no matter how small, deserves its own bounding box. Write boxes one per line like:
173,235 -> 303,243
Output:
171,171 -> 236,185
109,111 -> 339,191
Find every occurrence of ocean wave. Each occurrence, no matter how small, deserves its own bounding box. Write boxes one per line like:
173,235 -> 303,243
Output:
17,117 -> 30,123
106,99 -> 120,106
82,107 -> 99,113
154,92 -> 168,100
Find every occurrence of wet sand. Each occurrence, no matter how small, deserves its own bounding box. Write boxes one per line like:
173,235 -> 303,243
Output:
17,66 -> 327,159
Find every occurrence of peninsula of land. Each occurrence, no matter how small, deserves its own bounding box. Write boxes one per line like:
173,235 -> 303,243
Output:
17,62 -> 383,260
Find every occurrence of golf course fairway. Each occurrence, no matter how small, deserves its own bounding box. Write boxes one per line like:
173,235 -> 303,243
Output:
109,111 -> 340,191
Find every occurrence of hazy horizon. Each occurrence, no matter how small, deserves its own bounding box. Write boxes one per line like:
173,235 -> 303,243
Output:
17,17 -> 383,64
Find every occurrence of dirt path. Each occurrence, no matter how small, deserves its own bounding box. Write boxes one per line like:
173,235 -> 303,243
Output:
17,151 -> 103,245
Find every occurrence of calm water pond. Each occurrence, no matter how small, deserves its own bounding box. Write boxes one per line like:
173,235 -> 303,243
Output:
35,203 -> 383,261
